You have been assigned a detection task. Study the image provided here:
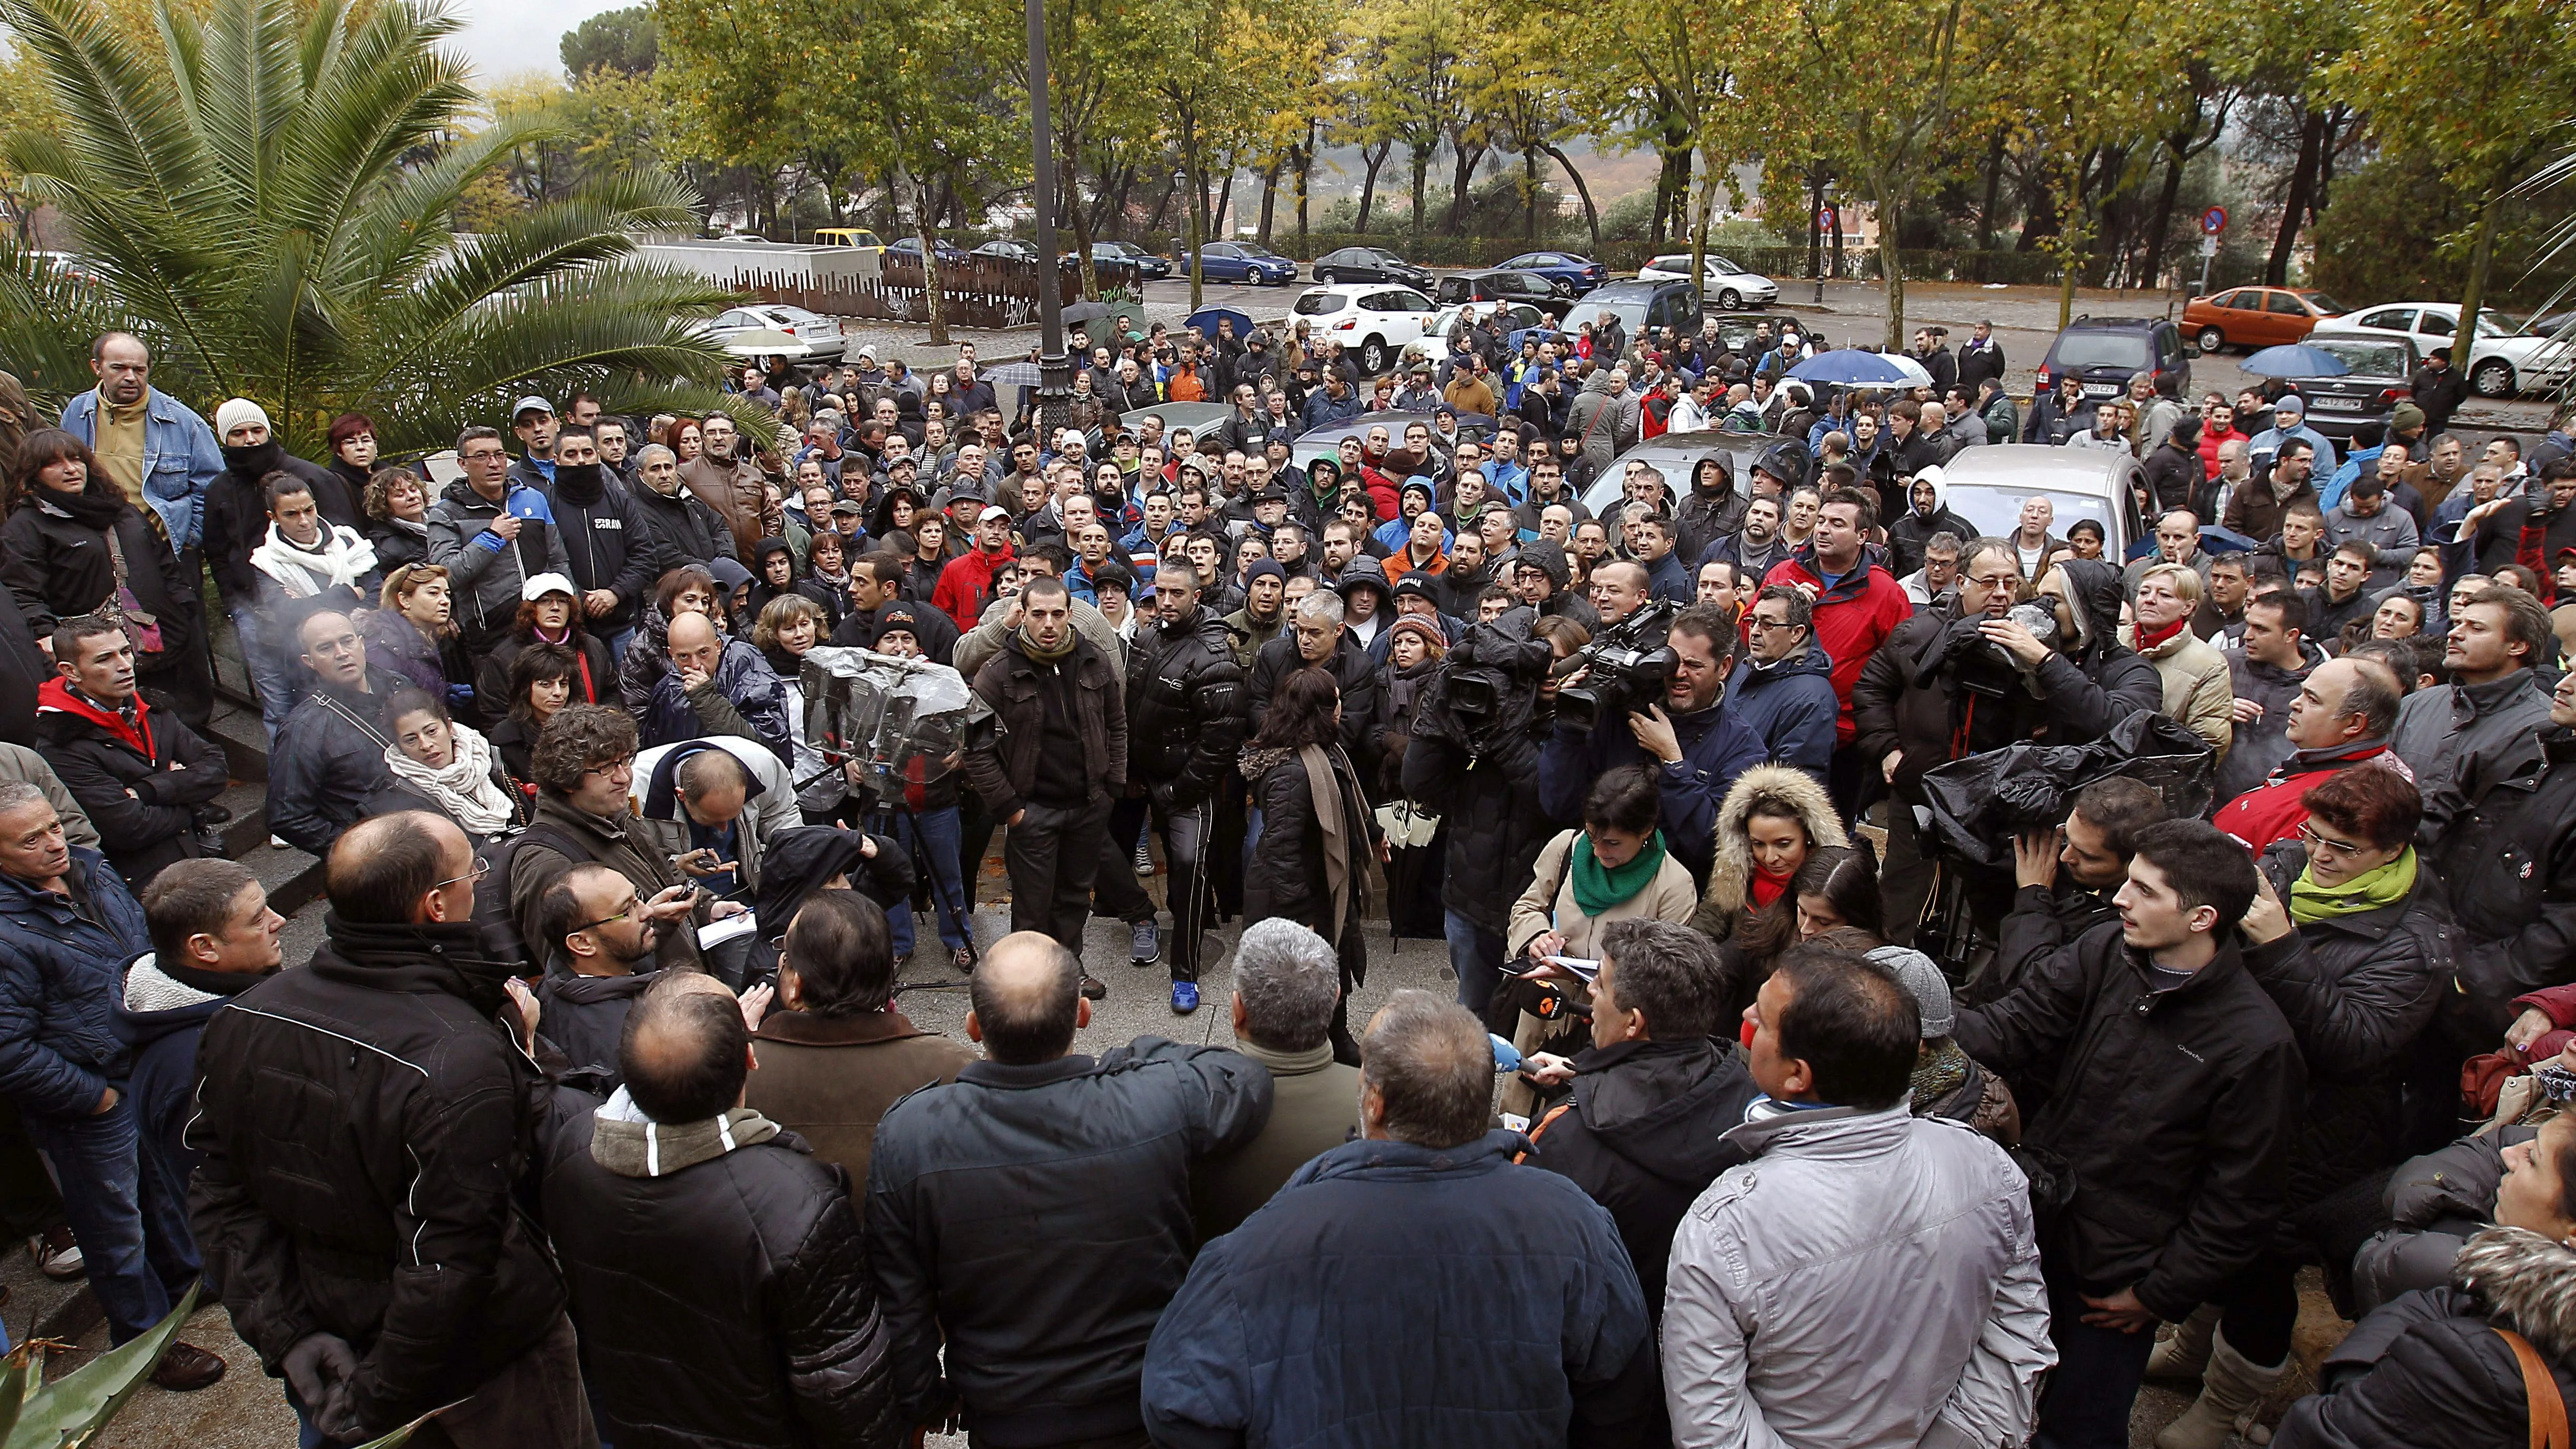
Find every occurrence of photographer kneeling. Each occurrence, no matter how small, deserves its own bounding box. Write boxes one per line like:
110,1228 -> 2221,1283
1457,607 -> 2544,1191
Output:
1536,581 -> 1766,888
1854,542 -> 2162,945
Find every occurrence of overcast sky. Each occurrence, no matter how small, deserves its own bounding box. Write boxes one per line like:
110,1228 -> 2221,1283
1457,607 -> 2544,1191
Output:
452,0 -> 627,84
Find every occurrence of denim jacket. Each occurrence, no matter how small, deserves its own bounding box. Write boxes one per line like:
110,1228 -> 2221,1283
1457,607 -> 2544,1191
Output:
58,388 -> 225,549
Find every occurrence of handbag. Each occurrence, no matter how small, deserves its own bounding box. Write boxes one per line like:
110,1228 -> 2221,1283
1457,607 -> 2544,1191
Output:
2495,1327 -> 2569,1449
99,526 -> 165,655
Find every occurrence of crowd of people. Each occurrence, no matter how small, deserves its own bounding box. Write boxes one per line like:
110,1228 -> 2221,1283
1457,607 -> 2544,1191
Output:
0,313 -> 2569,1448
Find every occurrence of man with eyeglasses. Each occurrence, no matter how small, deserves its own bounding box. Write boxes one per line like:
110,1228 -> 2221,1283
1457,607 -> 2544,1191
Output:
265,609 -> 398,859
529,862 -> 717,1091
1727,585 -> 1838,777
509,705 -> 720,977
429,424 -> 574,658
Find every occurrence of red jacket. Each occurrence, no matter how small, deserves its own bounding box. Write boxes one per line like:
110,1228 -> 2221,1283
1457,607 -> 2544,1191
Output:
931,546 -> 1017,632
2211,741 -> 2410,854
1762,549 -> 1913,744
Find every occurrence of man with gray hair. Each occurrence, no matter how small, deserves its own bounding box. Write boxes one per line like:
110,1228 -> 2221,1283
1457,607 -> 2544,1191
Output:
1245,585 -> 1378,762
629,440 -> 736,568
1194,918 -> 1359,1236
1143,989 -> 1654,1446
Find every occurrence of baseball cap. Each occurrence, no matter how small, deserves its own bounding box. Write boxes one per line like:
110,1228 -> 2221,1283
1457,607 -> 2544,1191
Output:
520,572 -> 577,601
512,395 -> 554,420
979,505 -> 1012,523
829,499 -> 868,518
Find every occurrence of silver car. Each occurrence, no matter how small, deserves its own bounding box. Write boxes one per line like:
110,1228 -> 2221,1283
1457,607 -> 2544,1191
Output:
1637,253 -> 1781,309
1931,444 -> 2145,561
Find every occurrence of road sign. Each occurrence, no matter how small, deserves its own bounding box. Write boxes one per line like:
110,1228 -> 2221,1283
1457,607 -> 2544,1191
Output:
2200,234 -> 2219,257
2200,206 -> 2229,236
1816,207 -> 1838,232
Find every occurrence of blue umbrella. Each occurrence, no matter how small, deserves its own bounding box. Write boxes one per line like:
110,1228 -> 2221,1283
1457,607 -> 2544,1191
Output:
1185,307 -> 1253,339
2240,344 -> 2351,378
1787,349 -> 1920,387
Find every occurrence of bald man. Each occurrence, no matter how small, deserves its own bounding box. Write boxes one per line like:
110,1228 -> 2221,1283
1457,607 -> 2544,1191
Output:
868,932 -> 1272,1448
641,609 -> 792,758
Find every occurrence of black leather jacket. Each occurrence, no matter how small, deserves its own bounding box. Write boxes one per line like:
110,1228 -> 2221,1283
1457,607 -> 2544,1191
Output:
1124,605 -> 1250,807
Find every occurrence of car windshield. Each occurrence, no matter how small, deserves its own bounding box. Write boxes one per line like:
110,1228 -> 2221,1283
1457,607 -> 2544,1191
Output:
1293,293 -> 1348,316
1584,298 -> 1648,335
1944,484 -> 2111,541
2308,339 -> 2409,376
2050,332 -> 2154,370
2302,293 -> 2343,315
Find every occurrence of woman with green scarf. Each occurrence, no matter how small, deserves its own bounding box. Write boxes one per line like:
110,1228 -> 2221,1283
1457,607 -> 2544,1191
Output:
2153,762 -> 2448,1448
1499,764 -> 1699,1113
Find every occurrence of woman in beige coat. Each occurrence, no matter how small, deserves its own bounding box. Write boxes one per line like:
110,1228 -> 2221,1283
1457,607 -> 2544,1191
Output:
2124,561 -> 2233,761
1500,765 -> 1697,1112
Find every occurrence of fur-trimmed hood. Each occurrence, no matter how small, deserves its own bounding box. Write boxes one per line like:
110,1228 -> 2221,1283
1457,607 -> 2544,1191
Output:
2456,1226 -> 2576,1361
1698,763 -> 1848,922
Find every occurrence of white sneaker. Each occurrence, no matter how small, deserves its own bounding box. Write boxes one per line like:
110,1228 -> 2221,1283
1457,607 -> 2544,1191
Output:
269,834 -> 289,850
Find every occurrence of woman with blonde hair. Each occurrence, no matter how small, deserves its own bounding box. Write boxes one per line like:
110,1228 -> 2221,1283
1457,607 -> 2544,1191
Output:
2124,561 -> 2233,760
362,562 -> 473,712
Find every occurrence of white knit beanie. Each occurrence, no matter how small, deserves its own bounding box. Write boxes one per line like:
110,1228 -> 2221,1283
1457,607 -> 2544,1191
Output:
214,398 -> 270,438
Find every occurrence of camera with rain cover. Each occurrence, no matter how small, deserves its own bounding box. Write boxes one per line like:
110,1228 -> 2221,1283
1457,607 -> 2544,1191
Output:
797,646 -> 989,810
1415,614 -> 1555,752
1944,601 -> 2061,699
1557,598 -> 1680,733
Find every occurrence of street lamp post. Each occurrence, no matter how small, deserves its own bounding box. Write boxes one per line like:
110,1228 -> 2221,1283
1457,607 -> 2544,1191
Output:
1025,0 -> 1069,440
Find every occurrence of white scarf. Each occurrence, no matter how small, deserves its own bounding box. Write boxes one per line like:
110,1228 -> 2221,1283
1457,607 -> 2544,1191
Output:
251,521 -> 378,598
384,722 -> 514,837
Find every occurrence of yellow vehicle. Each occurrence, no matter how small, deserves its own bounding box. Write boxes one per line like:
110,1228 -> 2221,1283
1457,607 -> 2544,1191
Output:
813,228 -> 888,252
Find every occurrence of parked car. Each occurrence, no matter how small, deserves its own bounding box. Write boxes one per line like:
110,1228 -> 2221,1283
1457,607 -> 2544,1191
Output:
1637,253 -> 1781,309
1931,444 -> 2146,561
1091,240 -> 1169,279
1579,429 -> 1795,520
1291,410 -> 1498,478
2180,286 -> 2341,353
2290,335 -> 2419,445
1495,250 -> 1609,294
1289,283 -> 1439,374
2033,315 -> 2191,403
1563,278 -> 1703,347
1179,240 -> 1297,285
706,303 -> 846,361
1312,246 -> 1435,291
1435,269 -> 1572,315
1398,302 -> 1551,369
886,236 -> 971,266
1120,401 -> 1235,442
1706,311 -> 1806,359
2311,300 -> 2576,398
971,238 -> 1041,262
812,228 -> 888,252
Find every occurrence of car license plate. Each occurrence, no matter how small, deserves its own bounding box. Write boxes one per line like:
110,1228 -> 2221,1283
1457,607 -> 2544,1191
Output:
2309,397 -> 2360,412
2083,383 -> 2119,398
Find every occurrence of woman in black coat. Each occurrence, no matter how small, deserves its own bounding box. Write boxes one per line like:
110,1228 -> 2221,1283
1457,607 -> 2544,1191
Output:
1239,663 -> 1382,1062
475,581 -> 617,723
0,428 -> 213,729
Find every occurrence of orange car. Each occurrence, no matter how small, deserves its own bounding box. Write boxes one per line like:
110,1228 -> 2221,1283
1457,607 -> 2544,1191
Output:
2182,287 -> 2342,353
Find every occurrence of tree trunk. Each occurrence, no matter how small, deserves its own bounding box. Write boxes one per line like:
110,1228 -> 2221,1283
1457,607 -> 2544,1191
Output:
1808,163 -> 1826,278
2457,191 -> 2500,397
1689,160 -> 1717,300
1975,129 -> 2006,253
2266,108 -> 2325,287
1869,166 -> 1906,350
1148,167 -> 1179,235
897,165 -> 949,347
1213,168 -> 1234,242
1356,140 -> 1390,234
1408,143 -> 1430,238
2140,138 -> 2186,292
1258,160 -> 1279,246
1524,145 -> 1539,242
1446,139 -> 1477,233
1545,144 -> 1602,258
1295,121 -> 1316,256
1185,113 -> 1205,309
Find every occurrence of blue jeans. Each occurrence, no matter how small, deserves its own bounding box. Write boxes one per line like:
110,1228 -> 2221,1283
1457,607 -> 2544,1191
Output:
232,605 -> 295,746
24,1097 -> 199,1344
889,807 -> 969,951
1445,909 -> 1509,1017
605,627 -> 635,666
2035,1268 -> 2157,1449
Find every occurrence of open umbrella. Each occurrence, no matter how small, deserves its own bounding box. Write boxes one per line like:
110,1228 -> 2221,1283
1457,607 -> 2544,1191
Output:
1787,349 -> 1925,387
1185,306 -> 1253,339
983,361 -> 1043,389
2240,344 -> 2351,378
1060,300 -> 1111,329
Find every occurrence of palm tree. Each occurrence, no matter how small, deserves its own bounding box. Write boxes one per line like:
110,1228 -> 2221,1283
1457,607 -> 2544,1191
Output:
0,0 -> 739,454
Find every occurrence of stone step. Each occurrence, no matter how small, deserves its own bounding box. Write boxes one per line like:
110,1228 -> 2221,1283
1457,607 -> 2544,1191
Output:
200,699 -> 268,783
212,780 -> 269,859
239,837 -> 325,921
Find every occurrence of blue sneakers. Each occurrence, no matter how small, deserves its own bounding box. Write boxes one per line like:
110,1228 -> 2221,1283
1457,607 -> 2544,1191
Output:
1171,980 -> 1200,1014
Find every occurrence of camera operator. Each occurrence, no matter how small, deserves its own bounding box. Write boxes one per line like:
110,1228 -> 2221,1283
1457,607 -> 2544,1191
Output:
1967,777 -> 2169,1010
1854,542 -> 2162,945
1537,601 -> 1765,888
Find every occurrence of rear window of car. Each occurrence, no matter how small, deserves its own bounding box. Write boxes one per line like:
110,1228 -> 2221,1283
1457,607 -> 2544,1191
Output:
1945,483 -> 2112,541
1293,293 -> 1348,316
2049,330 -> 2154,370
2308,339 -> 2409,376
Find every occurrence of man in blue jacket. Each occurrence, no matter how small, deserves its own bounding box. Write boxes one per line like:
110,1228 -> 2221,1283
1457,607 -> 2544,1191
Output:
0,782 -> 226,1389
1141,989 -> 1652,1448
1728,585 -> 1841,779
56,331 -> 224,554
121,858 -> 280,1203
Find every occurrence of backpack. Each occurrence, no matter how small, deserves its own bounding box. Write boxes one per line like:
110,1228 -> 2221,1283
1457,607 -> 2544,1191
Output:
469,821 -> 595,974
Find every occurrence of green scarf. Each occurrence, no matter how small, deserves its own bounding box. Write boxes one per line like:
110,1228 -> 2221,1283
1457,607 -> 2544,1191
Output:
2289,846 -> 2417,924
1570,830 -> 1668,917
1018,622 -> 1078,663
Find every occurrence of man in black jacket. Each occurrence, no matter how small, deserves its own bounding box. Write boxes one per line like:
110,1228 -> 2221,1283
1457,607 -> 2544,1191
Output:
529,862 -> 662,1091
2427,667 -> 2576,1046
1954,820 -> 2302,1449
1092,567 -> 1248,1013
630,444 -> 736,568
1968,777 -> 2168,1011
867,931 -> 1271,1449
1245,590 -> 1380,773
265,608 -> 398,860
540,971 -> 898,1449
35,617 -> 227,891
188,811 -> 592,1447
540,426 -> 659,655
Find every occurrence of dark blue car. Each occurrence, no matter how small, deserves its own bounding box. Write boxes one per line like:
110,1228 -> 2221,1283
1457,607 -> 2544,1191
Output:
1496,250 -> 1608,294
1181,241 -> 1297,286
887,236 -> 971,266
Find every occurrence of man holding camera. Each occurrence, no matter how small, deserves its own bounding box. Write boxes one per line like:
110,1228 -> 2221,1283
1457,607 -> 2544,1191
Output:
1761,487 -> 1913,811
1537,595 -> 1765,888
1854,544 -> 2163,946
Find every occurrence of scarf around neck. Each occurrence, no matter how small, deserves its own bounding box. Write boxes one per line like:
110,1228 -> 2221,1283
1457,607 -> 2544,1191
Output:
1750,862 -> 1796,910
1571,830 -> 1668,917
384,722 -> 515,837
1018,622 -> 1078,663
2135,615 -> 2189,654
2291,846 -> 2417,924
251,520 -> 378,597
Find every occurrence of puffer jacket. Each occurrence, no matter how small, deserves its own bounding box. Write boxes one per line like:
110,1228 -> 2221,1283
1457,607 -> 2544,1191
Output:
1245,629 -> 1382,777
1142,1130 -> 1652,1449
2350,1129 -> 2523,1317
426,476 -> 574,645
1954,925 -> 2305,1320
2124,622 -> 2234,761
1124,604 -> 1249,808
962,631 -> 1128,821
2217,640 -> 2326,804
2424,725 -> 2576,1042
1760,546 -> 1914,744
534,970 -> 651,1090
0,491 -> 204,650
187,914 -> 567,1438
32,678 -> 226,891
0,850 -> 147,1119
867,1038 -> 1272,1446
1724,640 -> 1840,777
1673,458 -> 1748,568
539,1099 -> 900,1449
1401,708 -> 1553,939
640,638 -> 794,763
1687,763 -> 1848,942
2277,1227 -> 2576,1449
2250,844 -> 2451,1216
1663,1105 -> 2054,1449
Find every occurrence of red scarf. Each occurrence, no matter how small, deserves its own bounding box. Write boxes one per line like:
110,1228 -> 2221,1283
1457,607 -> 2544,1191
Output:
1749,863 -> 1795,911
2135,615 -> 2189,653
